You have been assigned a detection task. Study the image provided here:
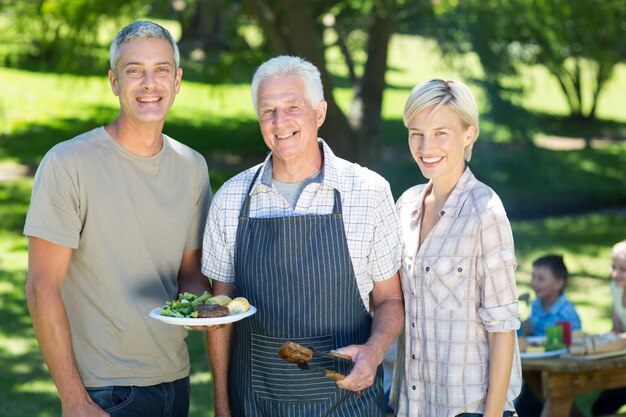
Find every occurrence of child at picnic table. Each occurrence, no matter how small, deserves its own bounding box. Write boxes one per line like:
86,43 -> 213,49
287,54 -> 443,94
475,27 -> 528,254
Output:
520,254 -> 582,338
591,240 -> 626,417
515,254 -> 582,417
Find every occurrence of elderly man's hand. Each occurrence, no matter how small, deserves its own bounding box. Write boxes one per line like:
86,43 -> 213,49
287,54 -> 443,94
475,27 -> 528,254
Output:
333,343 -> 384,392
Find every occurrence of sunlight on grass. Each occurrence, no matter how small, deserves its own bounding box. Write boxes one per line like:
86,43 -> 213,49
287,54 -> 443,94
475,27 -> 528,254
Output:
0,236 -> 28,268
517,62 -> 626,122
0,68 -> 117,133
386,34 -> 484,89
0,68 -> 258,134
10,362 -> 34,375
190,371 -> 212,384
14,380 -> 58,395
0,279 -> 16,293
0,338 -> 30,356
0,68 -> 259,142
174,82 -> 255,120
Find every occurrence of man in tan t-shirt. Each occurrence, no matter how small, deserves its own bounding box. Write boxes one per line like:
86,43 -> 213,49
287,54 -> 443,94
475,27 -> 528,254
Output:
24,21 -> 212,417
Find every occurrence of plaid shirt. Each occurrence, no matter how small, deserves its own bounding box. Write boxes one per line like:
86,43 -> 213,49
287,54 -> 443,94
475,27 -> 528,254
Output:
201,139 -> 402,310
391,168 -> 522,417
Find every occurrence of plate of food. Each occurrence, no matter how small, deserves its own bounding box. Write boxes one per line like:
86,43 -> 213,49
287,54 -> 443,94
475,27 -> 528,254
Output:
519,336 -> 567,359
150,292 -> 256,326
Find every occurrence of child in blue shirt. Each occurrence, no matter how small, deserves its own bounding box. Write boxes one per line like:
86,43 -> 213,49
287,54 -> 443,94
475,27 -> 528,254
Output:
515,254 -> 582,417
521,254 -> 582,336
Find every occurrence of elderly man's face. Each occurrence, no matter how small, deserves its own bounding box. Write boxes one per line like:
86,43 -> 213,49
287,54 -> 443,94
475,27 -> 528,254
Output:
256,76 -> 327,166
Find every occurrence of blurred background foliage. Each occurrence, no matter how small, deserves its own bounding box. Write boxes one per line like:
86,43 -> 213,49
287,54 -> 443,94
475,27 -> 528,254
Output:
2,0 -> 624,170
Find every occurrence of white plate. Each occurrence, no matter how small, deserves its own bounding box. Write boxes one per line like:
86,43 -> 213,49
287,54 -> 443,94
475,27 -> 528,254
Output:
149,305 -> 256,326
521,336 -> 566,358
526,336 -> 547,344
520,348 -> 567,359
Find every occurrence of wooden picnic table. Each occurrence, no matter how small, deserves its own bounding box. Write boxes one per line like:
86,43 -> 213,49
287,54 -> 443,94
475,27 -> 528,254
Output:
521,351 -> 626,417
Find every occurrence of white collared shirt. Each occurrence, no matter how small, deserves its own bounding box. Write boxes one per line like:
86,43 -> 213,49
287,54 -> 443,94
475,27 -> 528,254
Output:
201,139 -> 402,310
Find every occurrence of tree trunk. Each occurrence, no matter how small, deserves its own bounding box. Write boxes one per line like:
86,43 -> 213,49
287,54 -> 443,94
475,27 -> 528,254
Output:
239,0 -> 287,54
282,0 -> 357,160
334,27 -> 358,86
588,62 -> 613,121
349,1 -> 394,172
179,0 -> 209,47
553,67 -> 582,120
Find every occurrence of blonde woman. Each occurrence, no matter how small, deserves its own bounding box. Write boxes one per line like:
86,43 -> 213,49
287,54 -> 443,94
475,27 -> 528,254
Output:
390,79 -> 521,417
591,240 -> 626,416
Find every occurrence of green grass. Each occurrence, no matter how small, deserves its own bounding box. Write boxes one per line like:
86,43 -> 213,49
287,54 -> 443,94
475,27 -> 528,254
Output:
1,33 -> 625,416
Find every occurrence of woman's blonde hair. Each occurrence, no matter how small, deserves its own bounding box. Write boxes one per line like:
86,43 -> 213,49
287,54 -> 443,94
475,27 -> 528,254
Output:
403,79 -> 479,162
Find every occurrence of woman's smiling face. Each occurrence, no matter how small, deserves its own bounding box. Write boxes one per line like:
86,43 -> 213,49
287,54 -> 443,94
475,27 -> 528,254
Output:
407,105 -> 475,184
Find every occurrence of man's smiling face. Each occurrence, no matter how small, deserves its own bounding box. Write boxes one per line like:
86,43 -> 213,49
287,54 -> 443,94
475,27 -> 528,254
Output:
109,37 -> 182,125
256,75 -> 326,166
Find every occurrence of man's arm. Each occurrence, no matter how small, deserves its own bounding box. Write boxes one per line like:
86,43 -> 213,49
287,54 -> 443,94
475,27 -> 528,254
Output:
26,237 -> 108,417
205,280 -> 234,417
178,250 -> 236,416
484,331 -> 515,417
177,249 -> 212,295
335,272 -> 404,391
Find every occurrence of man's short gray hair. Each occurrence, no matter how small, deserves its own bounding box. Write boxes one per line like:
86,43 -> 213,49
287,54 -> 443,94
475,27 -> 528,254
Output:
109,21 -> 179,75
251,55 -> 324,116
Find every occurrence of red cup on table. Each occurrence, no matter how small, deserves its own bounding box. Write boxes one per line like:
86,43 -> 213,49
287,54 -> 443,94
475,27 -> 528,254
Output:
555,320 -> 572,346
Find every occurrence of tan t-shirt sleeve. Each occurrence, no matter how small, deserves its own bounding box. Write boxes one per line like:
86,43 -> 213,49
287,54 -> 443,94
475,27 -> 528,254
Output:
24,149 -> 81,249
184,155 -> 212,251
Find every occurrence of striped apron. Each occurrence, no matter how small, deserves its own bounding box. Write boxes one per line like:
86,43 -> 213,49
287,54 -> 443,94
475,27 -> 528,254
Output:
229,169 -> 384,417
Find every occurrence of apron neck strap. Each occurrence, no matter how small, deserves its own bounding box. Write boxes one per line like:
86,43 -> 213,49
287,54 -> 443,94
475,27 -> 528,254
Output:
239,166 -> 343,217
331,188 -> 342,214
239,167 -> 263,218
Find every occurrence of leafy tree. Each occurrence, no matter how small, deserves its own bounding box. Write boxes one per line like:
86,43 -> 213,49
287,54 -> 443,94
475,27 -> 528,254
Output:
0,0 -> 157,71
169,0 -> 242,53
1,0 -> 431,167
239,0 -> 427,170
433,0 -> 626,122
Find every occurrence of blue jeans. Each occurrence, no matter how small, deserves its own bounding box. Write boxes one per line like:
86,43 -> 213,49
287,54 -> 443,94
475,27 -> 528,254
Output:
515,382 -> 543,417
457,412 -> 514,417
87,376 -> 190,417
